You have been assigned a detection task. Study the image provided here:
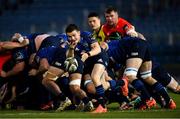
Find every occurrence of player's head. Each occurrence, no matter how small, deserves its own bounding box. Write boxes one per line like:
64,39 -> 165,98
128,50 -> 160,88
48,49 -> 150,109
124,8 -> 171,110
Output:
88,12 -> 101,31
56,33 -> 68,41
104,6 -> 119,26
65,24 -> 81,44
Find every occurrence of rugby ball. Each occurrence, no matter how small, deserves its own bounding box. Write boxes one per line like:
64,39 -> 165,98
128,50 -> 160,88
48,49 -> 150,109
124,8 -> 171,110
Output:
64,57 -> 78,72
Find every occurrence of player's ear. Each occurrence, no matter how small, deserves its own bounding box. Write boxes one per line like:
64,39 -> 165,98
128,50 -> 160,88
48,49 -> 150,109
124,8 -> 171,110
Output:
77,30 -> 81,35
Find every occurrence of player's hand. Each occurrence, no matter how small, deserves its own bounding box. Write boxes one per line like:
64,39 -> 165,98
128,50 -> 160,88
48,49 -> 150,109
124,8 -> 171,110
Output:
28,69 -> 38,76
128,32 -> 138,37
11,33 -> 22,41
0,42 -> 3,51
81,52 -> 89,62
29,54 -> 36,65
0,70 -> 7,78
68,40 -> 77,49
100,42 -> 108,50
126,29 -> 138,37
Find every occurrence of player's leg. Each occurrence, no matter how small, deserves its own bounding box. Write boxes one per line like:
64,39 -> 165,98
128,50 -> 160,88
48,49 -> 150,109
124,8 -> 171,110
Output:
68,56 -> 94,112
125,58 -> 156,109
152,65 -> 180,93
69,72 -> 94,112
91,63 -> 108,113
140,61 -> 176,109
42,66 -> 71,111
167,76 -> 180,93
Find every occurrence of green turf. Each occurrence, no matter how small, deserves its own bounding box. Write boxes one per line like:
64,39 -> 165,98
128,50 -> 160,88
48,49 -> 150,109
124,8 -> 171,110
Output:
0,93 -> 179,118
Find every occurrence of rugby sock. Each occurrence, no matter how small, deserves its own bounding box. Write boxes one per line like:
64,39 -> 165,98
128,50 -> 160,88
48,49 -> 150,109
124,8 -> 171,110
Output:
152,93 -> 165,107
57,93 -> 66,101
108,80 -> 116,90
96,85 -> 106,108
131,79 -> 151,101
152,82 -> 170,104
117,95 -> 130,104
116,79 -> 125,86
82,97 -> 90,105
113,80 -> 125,92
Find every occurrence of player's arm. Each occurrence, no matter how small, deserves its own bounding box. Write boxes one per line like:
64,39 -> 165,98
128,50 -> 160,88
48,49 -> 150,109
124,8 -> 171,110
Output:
66,42 -> 75,58
124,25 -> 138,37
122,19 -> 146,40
99,41 -> 109,51
81,41 -> 101,62
66,48 -> 74,58
36,58 -> 50,75
0,61 -> 25,77
1,33 -> 29,50
137,32 -> 146,40
11,33 -> 30,46
1,41 -> 28,50
88,41 -> 101,56
120,18 -> 138,37
28,58 -> 49,76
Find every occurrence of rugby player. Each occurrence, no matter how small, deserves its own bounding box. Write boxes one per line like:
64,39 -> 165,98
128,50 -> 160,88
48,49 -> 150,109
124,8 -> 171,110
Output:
65,24 -> 109,113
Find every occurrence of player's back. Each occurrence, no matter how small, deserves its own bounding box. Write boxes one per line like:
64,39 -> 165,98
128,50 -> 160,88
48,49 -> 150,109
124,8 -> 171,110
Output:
107,37 -> 145,64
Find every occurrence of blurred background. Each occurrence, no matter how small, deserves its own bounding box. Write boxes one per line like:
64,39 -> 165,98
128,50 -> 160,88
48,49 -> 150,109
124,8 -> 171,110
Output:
0,0 -> 180,78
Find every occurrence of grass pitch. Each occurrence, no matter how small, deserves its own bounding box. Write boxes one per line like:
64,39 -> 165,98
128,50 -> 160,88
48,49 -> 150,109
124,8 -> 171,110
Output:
0,92 -> 179,118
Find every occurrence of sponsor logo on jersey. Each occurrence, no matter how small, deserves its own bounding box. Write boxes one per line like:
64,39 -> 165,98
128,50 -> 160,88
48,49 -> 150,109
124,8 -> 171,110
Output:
131,52 -> 138,56
75,47 -> 79,51
98,58 -> 103,63
55,62 -> 62,66
16,52 -> 24,60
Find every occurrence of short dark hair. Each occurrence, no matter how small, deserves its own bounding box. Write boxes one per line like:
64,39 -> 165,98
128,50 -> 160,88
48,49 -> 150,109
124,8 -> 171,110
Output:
105,6 -> 118,14
65,24 -> 80,33
88,12 -> 100,18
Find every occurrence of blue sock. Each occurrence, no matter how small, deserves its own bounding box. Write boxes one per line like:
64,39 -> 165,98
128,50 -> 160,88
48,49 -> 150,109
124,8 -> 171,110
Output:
116,79 -> 125,86
131,79 -> 151,101
96,85 -> 105,107
57,93 -> 66,101
108,80 -> 116,90
82,97 -> 90,105
152,82 -> 170,104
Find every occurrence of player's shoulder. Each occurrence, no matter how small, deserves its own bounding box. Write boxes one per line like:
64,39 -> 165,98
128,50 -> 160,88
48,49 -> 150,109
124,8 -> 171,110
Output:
80,31 -> 93,41
56,33 -> 68,40
102,23 -> 108,29
81,31 -> 92,37
25,33 -> 43,40
118,17 -> 128,22
55,33 -> 68,44
102,23 -> 110,33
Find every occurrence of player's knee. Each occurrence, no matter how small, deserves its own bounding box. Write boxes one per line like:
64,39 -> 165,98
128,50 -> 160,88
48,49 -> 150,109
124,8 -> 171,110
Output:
87,84 -> 96,94
84,79 -> 92,87
43,71 -> 59,81
140,71 -> 157,85
175,85 -> 180,93
69,85 -> 81,94
124,67 -> 138,82
69,79 -> 81,93
140,70 -> 152,79
167,77 -> 179,93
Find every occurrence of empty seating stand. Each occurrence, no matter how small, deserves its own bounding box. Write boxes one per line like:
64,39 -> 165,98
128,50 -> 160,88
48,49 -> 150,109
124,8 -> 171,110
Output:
0,0 -> 179,65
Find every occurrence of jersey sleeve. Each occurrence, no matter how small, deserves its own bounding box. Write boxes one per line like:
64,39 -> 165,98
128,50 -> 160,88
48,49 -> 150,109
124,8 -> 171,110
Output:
119,18 -> 134,32
12,48 -> 27,63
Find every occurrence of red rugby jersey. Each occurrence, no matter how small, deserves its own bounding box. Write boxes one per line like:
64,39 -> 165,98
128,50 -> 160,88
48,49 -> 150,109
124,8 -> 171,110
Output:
103,18 -> 133,41
0,52 -> 12,72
